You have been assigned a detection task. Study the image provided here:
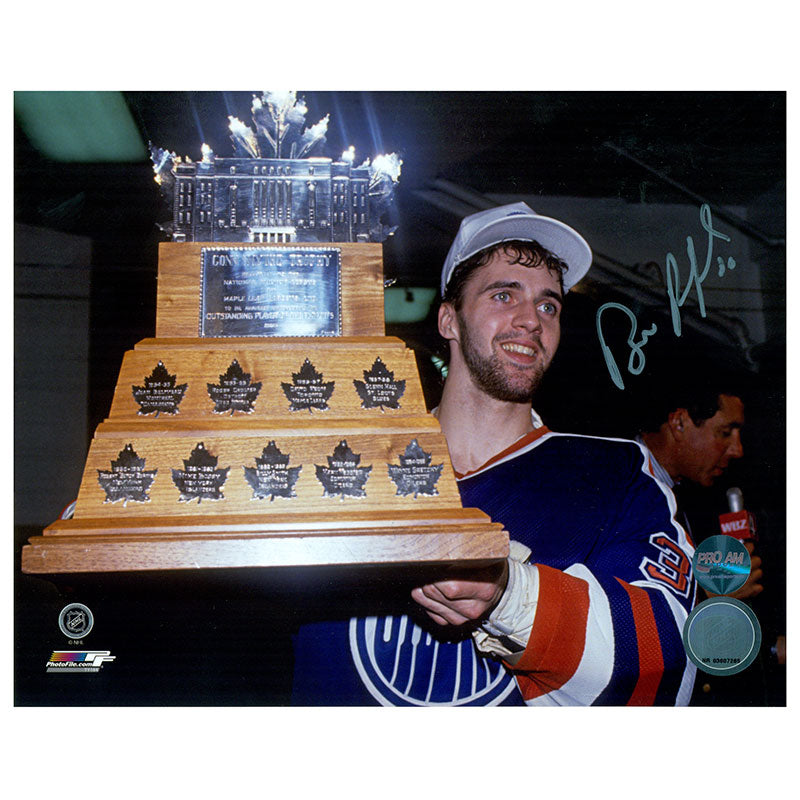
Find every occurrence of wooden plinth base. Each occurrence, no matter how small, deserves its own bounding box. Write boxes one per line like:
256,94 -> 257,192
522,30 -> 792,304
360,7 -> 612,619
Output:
22,509 -> 508,573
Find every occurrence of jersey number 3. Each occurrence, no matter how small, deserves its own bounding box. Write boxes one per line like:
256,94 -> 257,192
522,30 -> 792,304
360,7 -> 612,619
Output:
641,534 -> 692,597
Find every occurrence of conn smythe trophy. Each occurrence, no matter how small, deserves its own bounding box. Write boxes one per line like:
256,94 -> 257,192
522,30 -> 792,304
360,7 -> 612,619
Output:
21,92 -> 508,574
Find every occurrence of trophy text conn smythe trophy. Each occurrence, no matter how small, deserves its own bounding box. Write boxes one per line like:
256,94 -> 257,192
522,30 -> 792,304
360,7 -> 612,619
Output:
21,92 -> 508,575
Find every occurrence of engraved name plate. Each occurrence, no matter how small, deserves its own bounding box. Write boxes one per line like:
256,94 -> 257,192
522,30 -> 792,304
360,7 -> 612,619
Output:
132,362 -> 187,416
315,440 -> 372,498
353,357 -> 406,410
171,442 -> 230,503
281,358 -> 335,413
200,246 -> 341,337
387,440 -> 444,498
97,444 -> 157,505
243,441 -> 302,501
207,359 -> 262,414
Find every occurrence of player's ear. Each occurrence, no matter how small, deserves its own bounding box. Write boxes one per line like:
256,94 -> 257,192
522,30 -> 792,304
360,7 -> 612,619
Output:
438,302 -> 459,342
667,409 -> 688,439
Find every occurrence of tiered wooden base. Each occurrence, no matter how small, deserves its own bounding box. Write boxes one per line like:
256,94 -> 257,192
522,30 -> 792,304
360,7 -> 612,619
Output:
21,336 -> 508,574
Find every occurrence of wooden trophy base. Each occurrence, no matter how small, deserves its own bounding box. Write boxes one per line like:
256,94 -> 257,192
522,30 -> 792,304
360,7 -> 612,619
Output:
24,508 -> 506,574
21,244 -> 508,575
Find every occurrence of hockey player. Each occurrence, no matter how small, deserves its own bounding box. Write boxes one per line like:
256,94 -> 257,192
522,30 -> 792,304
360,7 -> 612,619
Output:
291,202 -> 697,705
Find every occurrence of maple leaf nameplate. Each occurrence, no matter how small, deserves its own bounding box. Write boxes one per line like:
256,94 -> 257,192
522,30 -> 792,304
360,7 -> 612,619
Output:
90,439 -> 446,508
200,246 -> 342,337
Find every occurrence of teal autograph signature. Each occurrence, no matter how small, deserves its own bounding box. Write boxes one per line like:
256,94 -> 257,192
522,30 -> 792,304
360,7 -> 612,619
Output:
596,204 -> 737,390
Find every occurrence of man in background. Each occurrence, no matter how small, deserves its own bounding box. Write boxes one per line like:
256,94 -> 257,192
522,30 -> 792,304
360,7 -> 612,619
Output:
632,364 -> 785,705
635,374 -> 762,601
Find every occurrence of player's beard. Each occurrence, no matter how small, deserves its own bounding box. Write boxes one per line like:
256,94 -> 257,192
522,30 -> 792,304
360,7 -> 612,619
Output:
459,319 -> 548,403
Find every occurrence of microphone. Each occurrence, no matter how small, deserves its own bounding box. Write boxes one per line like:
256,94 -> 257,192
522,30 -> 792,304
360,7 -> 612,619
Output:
718,487 -> 757,541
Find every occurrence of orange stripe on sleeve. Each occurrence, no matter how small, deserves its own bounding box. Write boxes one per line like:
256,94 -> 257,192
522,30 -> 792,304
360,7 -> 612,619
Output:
507,564 -> 590,701
616,578 -> 664,705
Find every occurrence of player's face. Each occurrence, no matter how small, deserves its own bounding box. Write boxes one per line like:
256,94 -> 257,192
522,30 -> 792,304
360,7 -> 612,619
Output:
445,251 -> 563,402
678,394 -> 745,487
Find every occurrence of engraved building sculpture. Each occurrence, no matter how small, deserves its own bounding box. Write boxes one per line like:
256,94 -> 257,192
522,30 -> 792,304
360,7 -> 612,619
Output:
151,91 -> 402,245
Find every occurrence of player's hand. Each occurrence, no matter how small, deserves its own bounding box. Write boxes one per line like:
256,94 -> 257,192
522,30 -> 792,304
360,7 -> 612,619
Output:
704,541 -> 764,601
730,541 -> 763,600
411,560 -> 509,627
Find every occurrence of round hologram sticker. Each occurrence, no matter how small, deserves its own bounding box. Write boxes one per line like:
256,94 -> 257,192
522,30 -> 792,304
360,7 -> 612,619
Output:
692,534 -> 751,595
682,597 -> 761,675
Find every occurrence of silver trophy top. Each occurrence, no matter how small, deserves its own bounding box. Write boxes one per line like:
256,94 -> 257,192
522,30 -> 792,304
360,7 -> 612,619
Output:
151,91 -> 401,244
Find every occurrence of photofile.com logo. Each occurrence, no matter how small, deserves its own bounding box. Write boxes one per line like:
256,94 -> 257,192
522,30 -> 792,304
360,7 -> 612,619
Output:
46,651 -> 116,673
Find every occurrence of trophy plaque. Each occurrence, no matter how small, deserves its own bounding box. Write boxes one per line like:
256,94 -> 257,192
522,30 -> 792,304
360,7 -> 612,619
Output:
21,93 -> 508,575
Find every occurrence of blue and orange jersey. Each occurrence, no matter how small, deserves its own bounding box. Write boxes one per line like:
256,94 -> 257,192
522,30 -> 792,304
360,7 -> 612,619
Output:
291,429 -> 696,706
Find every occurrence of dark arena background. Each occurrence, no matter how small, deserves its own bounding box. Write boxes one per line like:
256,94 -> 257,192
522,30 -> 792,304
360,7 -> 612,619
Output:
14,91 -> 785,709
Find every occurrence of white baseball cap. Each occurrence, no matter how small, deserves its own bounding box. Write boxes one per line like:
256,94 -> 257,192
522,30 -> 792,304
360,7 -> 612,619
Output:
440,201 -> 593,296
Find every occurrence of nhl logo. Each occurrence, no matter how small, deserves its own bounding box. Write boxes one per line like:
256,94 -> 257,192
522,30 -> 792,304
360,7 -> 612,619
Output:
58,603 -> 94,639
